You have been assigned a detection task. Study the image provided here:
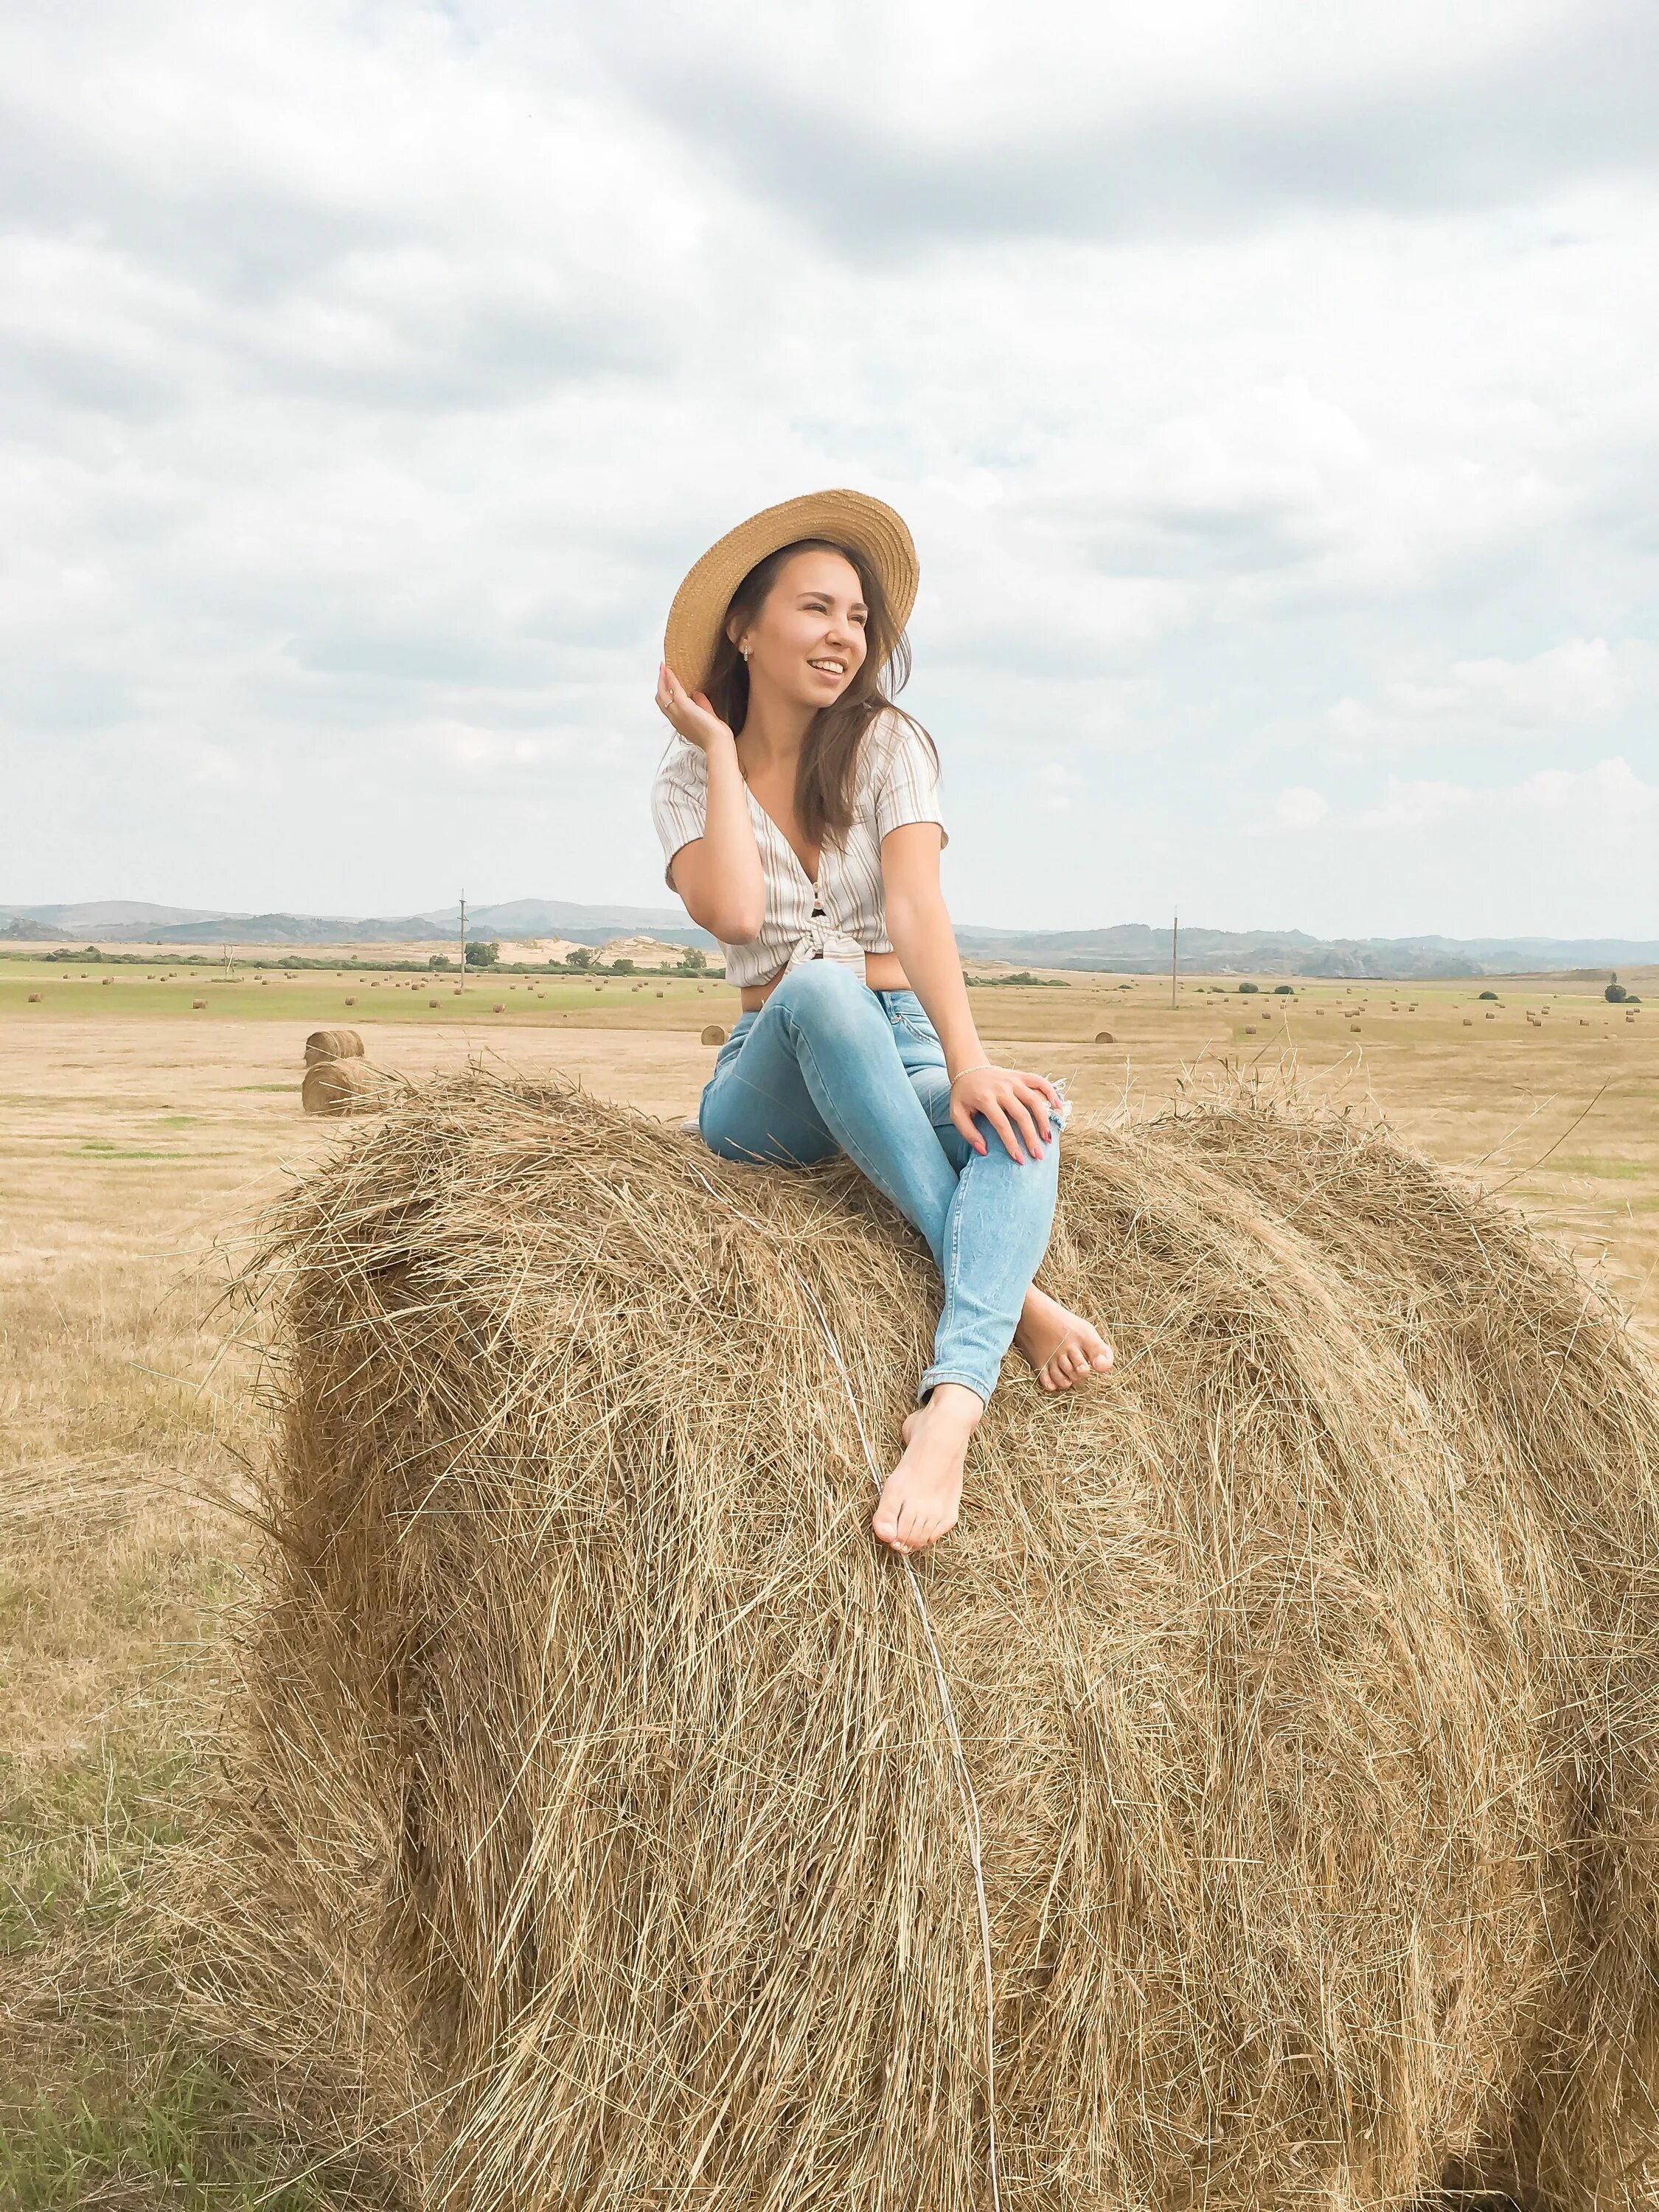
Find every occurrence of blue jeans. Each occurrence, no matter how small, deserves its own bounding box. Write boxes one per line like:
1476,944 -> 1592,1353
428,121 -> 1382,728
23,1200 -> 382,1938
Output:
698,962 -> 1060,1406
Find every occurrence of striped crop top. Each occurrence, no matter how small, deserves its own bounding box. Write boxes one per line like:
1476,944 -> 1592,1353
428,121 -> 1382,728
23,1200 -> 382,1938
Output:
650,707 -> 947,990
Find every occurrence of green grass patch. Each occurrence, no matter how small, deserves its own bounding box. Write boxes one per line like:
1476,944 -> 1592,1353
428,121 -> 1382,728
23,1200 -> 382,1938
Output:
1,1703 -> 335,2206
0,1739 -> 198,1958
0,2053 -> 334,2209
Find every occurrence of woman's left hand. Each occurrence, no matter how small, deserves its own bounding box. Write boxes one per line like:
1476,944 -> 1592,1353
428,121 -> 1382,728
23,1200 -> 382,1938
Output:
949,1063 -> 1062,1163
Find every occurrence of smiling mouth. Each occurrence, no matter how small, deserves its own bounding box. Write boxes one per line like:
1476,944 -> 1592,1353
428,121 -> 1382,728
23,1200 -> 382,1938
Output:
807,658 -> 846,677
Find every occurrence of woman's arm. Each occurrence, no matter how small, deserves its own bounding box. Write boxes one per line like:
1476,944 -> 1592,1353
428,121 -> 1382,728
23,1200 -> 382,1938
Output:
655,663 -> 765,944
882,821 -> 1060,1164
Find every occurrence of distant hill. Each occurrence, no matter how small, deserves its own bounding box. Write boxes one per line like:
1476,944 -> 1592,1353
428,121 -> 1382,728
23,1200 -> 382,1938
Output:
4,897 -> 1655,975
111,907 -> 716,949
0,900 -> 231,930
0,916 -> 72,941
419,898 -> 698,935
951,922 -> 1659,978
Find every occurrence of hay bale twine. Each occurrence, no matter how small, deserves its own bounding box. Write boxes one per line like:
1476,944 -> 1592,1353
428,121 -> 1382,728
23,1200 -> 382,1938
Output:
300,1057 -> 384,1118
700,1022 -> 726,1046
189,1075 -> 1659,2212
305,1027 -> 364,1066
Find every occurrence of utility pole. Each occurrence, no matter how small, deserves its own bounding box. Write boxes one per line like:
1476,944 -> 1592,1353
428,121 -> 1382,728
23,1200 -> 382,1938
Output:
458,889 -> 467,987
1170,912 -> 1179,1010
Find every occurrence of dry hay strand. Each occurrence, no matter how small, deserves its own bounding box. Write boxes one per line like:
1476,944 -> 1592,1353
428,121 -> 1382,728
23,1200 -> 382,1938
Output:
181,1071 -> 1659,2212
305,1026 -> 365,1065
300,1057 -> 389,1118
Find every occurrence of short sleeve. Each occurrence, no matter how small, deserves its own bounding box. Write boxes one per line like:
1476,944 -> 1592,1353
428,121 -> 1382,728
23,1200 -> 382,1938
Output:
651,739 -> 709,888
869,710 -> 947,849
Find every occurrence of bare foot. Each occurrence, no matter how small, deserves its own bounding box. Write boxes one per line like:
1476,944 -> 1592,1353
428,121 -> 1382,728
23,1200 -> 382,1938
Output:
871,1382 -> 981,1556
1016,1286 -> 1115,1393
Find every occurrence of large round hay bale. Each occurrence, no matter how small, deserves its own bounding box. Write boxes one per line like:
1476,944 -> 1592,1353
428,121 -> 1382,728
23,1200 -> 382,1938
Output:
305,1026 -> 364,1065
299,1057 -> 384,1117
700,1022 -> 726,1045
188,1077 -> 1659,2212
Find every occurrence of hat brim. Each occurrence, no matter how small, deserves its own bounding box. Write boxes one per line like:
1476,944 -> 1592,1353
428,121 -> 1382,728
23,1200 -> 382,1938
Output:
663,490 -> 918,693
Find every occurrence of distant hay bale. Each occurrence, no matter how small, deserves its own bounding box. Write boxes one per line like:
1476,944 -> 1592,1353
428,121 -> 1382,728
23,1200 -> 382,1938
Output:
1094,1029 -> 1114,1043
305,1028 -> 364,1066
185,1074 -> 1659,2212
101,975 -> 112,986
27,992 -> 41,1003
300,1058 -> 386,1118
700,1023 -> 726,1045
192,998 -> 207,1009
428,998 -> 439,1009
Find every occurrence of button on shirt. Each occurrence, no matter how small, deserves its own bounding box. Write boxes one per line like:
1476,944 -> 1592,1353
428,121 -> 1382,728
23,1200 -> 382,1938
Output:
651,708 -> 947,990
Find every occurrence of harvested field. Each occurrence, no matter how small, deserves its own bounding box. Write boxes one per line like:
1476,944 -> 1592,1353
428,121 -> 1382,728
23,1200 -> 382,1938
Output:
184,1071 -> 1659,2212
3,983 -> 1655,2202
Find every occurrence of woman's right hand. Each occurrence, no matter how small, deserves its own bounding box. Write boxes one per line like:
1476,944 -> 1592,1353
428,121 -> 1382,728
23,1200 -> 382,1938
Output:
656,662 -> 734,754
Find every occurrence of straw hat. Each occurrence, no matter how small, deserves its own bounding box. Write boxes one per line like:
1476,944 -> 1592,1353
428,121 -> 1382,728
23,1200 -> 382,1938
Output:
663,489 -> 918,691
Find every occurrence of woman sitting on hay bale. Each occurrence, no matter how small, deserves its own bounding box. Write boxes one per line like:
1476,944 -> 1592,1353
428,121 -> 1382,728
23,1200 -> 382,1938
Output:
653,490 -> 1114,1556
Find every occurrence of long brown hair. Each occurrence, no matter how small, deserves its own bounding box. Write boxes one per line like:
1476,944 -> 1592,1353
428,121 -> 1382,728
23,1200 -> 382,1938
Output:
702,538 -> 934,849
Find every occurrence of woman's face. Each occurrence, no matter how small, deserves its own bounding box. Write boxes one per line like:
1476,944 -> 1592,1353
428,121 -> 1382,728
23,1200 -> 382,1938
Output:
734,548 -> 868,712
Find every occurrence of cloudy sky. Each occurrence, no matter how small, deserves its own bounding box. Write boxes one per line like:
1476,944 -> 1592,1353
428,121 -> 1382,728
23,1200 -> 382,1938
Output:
4,0 -> 1657,937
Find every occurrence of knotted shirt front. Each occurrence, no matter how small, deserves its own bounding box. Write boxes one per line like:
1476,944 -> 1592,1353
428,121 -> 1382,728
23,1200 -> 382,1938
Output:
651,708 -> 947,990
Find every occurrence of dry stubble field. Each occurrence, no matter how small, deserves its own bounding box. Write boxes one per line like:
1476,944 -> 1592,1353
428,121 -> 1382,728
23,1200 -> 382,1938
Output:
2,955 -> 1655,2205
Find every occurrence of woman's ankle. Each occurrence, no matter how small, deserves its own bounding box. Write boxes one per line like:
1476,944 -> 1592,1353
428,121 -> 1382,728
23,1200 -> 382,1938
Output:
920,1381 -> 984,1430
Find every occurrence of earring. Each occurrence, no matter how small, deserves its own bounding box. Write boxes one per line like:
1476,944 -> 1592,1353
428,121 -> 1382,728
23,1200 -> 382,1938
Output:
740,644 -> 751,661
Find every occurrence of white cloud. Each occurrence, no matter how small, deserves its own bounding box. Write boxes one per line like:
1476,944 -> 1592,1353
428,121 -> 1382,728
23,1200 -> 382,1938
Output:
1222,758 -> 1657,936
0,0 -> 1656,937
1329,639 -> 1647,750
1032,762 -> 1088,813
1259,786 -> 1332,834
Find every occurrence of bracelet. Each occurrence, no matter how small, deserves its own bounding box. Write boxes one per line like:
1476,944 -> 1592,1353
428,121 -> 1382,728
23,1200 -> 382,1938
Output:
948,1062 -> 992,1092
